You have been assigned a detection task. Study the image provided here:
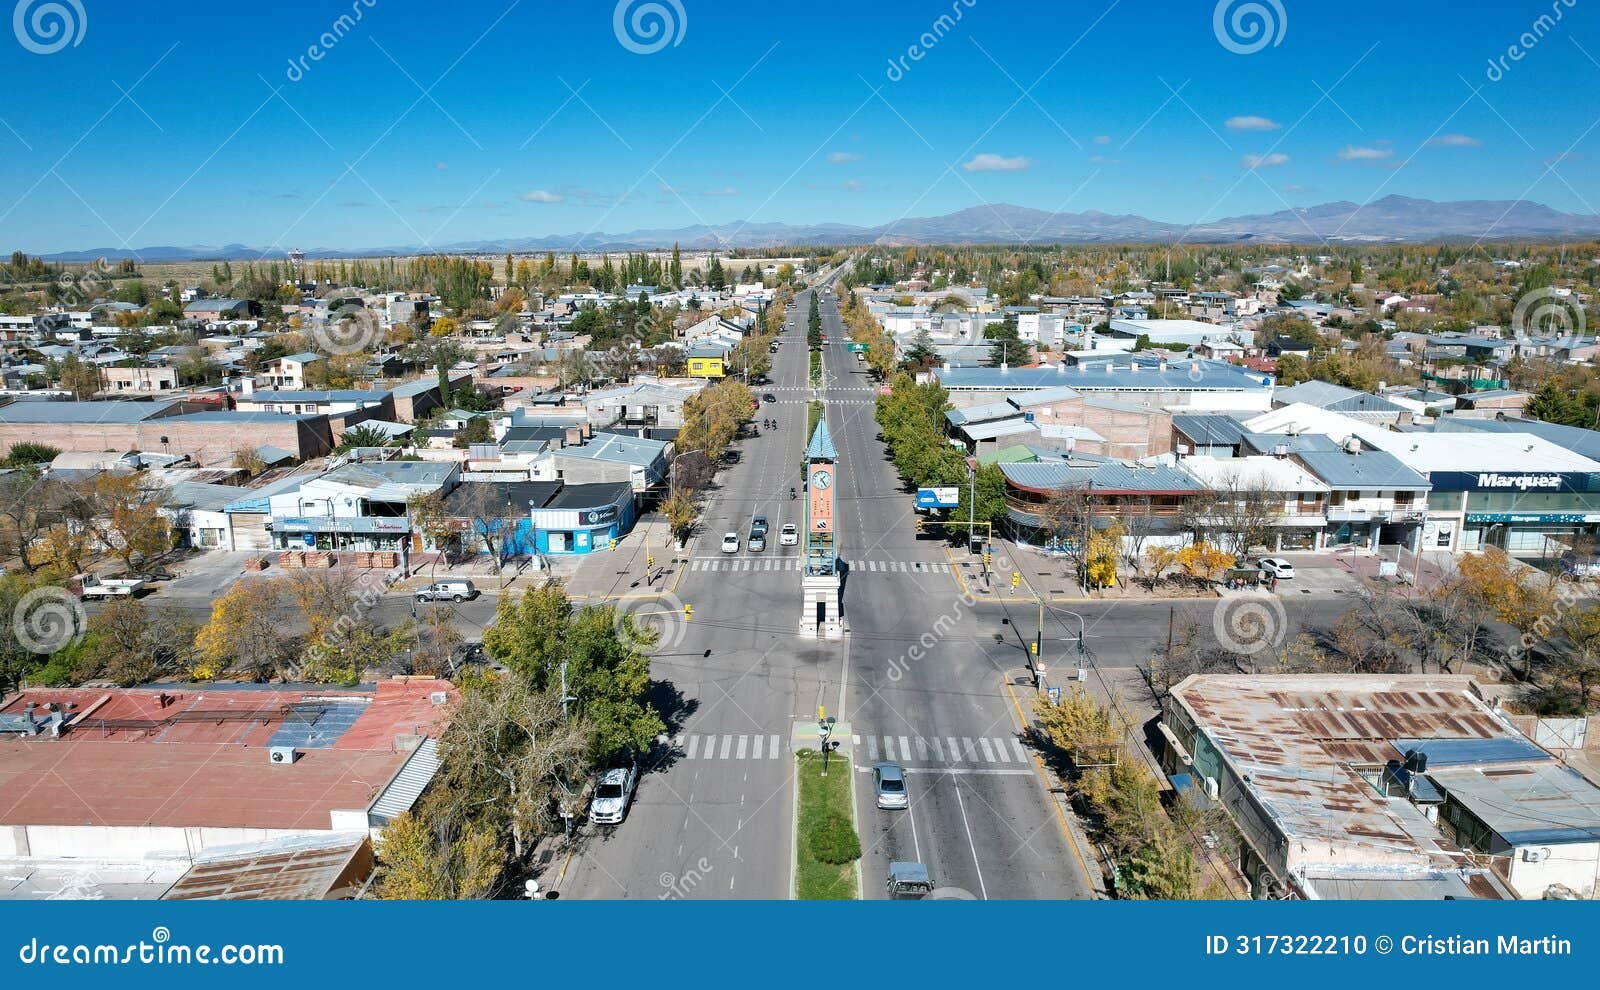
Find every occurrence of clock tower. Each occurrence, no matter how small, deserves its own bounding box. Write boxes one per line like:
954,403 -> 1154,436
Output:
799,420 -> 846,638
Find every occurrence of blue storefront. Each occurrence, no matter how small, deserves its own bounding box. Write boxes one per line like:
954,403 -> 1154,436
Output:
530,482 -> 636,555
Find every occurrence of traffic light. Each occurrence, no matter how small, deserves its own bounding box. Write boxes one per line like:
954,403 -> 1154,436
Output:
609,537 -> 618,552
1030,641 -> 1039,656
646,555 -> 655,570
1011,571 -> 1021,588
982,552 -> 992,567
684,604 -> 693,620
914,518 -> 923,533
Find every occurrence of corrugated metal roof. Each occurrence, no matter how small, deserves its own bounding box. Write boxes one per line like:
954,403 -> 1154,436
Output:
1430,764 -> 1600,846
162,832 -> 370,900
368,737 -> 439,825
1000,459 -> 1206,493
1292,447 -> 1431,489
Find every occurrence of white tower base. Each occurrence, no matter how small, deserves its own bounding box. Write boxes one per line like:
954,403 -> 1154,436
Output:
798,573 -> 847,639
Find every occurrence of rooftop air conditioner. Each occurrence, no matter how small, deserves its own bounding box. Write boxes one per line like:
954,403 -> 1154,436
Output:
429,691 -> 448,706
1203,775 -> 1219,800
269,746 -> 299,765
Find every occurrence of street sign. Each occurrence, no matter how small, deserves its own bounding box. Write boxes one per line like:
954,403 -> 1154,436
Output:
1047,686 -> 1062,704
846,342 -> 867,353
915,486 -> 961,508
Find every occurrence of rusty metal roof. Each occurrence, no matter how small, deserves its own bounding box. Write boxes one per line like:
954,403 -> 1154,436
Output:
161,833 -> 371,900
1169,674 -> 1529,881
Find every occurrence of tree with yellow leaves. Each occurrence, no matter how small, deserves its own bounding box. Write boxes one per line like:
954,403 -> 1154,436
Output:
429,315 -> 459,338
1177,541 -> 1234,584
194,578 -> 291,681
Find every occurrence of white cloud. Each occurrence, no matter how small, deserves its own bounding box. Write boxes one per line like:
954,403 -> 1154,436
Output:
1225,115 -> 1281,131
963,153 -> 1032,172
703,186 -> 740,197
435,161 -> 449,171
827,151 -> 862,164
1241,152 -> 1290,169
1426,134 -> 1482,148
520,189 -> 563,203
1093,134 -> 1111,144
1089,155 -> 1122,166
1337,145 -> 1393,161
841,179 -> 865,191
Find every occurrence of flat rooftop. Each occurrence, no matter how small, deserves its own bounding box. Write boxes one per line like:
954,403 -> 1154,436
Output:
0,680 -> 452,831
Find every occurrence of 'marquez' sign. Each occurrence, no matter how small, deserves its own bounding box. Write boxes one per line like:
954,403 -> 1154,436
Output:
1476,473 -> 1562,490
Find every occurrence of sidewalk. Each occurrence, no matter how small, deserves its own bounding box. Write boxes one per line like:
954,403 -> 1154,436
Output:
562,516 -> 688,601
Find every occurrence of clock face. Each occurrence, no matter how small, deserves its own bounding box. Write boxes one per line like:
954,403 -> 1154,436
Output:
812,469 -> 832,490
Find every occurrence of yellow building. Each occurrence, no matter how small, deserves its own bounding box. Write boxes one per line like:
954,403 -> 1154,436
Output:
686,348 -> 726,378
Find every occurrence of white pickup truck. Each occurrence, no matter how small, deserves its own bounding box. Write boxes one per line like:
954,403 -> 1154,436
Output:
74,573 -> 145,598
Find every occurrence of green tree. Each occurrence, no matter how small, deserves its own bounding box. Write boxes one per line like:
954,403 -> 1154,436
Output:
482,585 -> 664,758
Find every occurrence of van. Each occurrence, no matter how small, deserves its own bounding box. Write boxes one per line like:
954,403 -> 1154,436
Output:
415,579 -> 477,603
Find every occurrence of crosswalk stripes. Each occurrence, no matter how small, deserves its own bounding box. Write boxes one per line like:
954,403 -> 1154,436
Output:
780,732 -> 1029,770
686,556 -> 950,575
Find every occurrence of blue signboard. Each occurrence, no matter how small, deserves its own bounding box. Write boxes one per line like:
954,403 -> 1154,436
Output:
916,486 -> 961,508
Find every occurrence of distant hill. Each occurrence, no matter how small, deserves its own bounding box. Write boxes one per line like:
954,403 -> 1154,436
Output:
39,195 -> 1600,261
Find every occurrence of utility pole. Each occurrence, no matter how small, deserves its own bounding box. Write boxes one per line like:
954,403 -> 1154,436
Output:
558,661 -> 578,723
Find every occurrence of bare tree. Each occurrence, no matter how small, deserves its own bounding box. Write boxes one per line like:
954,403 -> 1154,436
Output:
1035,482 -> 1096,587
1205,475 -> 1283,558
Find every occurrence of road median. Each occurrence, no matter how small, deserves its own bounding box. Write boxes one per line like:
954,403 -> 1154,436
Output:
794,748 -> 861,899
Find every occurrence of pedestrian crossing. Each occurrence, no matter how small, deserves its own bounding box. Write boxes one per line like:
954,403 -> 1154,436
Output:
688,556 -> 949,574
666,730 -> 1033,770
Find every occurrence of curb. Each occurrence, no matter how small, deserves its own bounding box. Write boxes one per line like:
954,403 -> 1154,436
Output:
1001,673 -> 1105,899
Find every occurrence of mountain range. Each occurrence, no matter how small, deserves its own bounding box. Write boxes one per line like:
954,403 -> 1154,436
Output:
38,195 -> 1600,262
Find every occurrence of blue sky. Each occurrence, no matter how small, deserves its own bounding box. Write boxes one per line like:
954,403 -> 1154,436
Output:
1,0 -> 1597,254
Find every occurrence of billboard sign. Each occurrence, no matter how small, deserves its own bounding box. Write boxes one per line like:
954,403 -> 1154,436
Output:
916,486 -> 961,508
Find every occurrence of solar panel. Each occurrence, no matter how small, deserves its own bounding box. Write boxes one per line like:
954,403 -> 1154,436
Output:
267,700 -> 367,750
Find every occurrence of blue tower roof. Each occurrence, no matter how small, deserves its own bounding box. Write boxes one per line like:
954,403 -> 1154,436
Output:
806,419 -> 838,460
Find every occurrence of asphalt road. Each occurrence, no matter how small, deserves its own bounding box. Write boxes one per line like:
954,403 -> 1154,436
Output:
561,282 -> 833,900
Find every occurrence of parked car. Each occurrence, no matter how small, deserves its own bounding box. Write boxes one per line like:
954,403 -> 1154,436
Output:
74,573 -> 144,598
415,579 -> 477,602
1256,557 -> 1295,579
779,523 -> 799,546
589,764 -> 639,825
873,761 -> 909,810
721,532 -> 740,554
748,532 -> 766,552
751,515 -> 769,537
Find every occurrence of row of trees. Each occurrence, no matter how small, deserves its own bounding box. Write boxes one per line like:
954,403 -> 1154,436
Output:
874,374 -> 1008,539
664,377 -> 757,541
1034,686 -> 1234,899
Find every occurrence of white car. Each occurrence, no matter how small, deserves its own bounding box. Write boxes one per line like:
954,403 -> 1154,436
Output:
589,765 -> 638,825
1257,557 -> 1295,579
721,532 -> 741,554
779,523 -> 799,546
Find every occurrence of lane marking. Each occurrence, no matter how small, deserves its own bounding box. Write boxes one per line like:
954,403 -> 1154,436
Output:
992,738 -> 1011,763
736,735 -> 748,760
720,734 -> 733,759
953,779 -> 990,900
769,734 -> 781,758
978,738 -> 997,763
752,733 -> 763,760
685,734 -> 700,759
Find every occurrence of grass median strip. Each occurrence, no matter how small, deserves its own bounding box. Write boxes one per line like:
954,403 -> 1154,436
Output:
795,749 -> 860,900
807,399 -> 823,439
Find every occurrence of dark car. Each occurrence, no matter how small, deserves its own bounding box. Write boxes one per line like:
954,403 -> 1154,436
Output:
762,392 -> 777,403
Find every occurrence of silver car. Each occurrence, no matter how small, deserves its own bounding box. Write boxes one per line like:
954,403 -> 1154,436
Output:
873,761 -> 908,810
